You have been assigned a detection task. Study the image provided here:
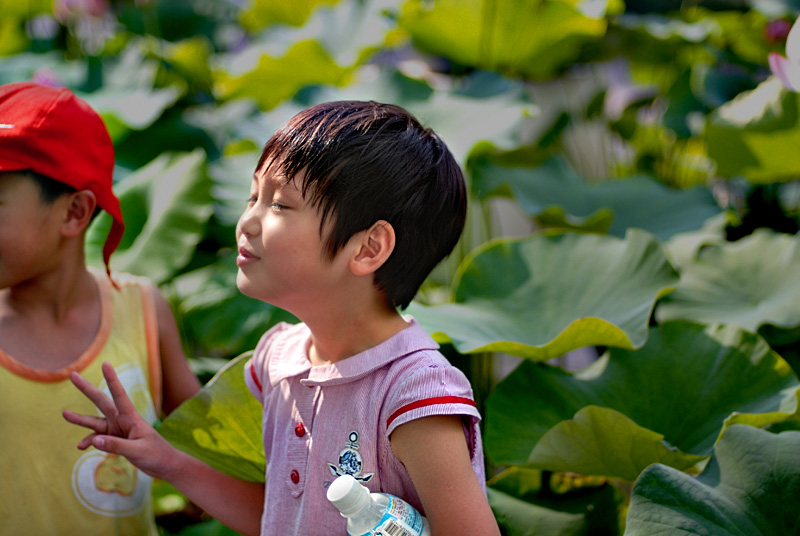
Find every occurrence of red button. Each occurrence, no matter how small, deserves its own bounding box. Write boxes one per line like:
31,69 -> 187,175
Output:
294,423 -> 306,437
290,470 -> 300,484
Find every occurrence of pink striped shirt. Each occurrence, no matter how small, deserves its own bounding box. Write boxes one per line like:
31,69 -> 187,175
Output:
244,318 -> 485,535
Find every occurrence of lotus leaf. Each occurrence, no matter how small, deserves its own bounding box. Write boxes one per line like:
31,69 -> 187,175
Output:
470,156 -> 721,240
625,425 -> 800,535
175,255 -> 297,357
159,353 -> 265,482
408,229 -> 678,360
214,40 -> 351,111
488,466 -> 621,535
656,229 -> 800,332
706,77 -> 800,183
239,0 -> 340,31
398,0 -> 609,79
86,150 -> 213,285
485,322 -> 799,476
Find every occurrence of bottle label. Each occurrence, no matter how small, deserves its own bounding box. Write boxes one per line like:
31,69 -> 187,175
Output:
359,496 -> 423,536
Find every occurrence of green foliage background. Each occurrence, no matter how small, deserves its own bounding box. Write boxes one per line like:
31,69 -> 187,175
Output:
4,0 -> 800,534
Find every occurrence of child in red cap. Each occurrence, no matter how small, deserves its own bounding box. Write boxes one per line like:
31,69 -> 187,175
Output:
0,81 -> 201,535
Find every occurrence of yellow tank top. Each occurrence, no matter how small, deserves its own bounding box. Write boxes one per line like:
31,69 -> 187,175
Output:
0,269 -> 162,536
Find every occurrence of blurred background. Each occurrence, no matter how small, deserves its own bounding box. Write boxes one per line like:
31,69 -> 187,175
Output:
4,1 -> 800,534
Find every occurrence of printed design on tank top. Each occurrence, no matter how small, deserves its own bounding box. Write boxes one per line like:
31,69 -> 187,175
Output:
328,430 -> 374,483
71,363 -> 155,516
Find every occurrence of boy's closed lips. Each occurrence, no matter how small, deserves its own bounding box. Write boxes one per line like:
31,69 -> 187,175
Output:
237,245 -> 259,267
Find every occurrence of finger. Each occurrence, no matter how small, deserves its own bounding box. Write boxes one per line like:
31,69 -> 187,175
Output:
88,434 -> 131,457
76,433 -> 115,453
101,362 -> 139,417
76,433 -> 100,450
69,371 -> 119,419
63,409 -> 108,434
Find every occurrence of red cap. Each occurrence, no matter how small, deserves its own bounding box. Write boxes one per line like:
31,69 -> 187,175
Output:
0,82 -> 124,277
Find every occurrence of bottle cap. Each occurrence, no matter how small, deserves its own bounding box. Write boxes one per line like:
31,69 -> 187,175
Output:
327,475 -> 370,517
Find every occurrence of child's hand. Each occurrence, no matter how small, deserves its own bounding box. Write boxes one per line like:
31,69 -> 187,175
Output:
63,361 -> 175,479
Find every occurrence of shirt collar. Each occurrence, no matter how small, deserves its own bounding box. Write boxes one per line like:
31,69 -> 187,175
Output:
267,317 -> 439,387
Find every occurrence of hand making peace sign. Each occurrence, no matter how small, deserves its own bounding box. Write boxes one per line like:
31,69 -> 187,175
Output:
63,361 -> 176,479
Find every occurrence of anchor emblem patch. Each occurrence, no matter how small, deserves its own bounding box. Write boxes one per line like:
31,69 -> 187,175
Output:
328,431 -> 374,483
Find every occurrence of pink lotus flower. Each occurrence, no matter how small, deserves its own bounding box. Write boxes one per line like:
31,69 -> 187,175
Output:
769,18 -> 800,91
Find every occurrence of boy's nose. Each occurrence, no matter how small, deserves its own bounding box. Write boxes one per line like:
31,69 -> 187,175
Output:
236,208 -> 260,238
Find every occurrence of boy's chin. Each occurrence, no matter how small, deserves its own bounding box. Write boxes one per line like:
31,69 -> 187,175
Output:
235,272 -> 254,296
235,273 -> 271,304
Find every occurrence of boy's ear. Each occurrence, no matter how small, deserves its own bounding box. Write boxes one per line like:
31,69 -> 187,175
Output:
350,220 -> 395,276
61,190 -> 98,237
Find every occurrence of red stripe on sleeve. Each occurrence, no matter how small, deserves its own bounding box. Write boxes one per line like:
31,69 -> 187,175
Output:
249,362 -> 263,392
386,396 -> 477,428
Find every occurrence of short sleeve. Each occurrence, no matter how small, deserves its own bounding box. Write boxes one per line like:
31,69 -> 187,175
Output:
384,354 -> 486,488
385,355 -> 481,437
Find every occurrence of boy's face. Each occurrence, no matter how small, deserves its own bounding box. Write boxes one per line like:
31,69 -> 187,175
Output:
234,162 -> 352,314
0,172 -> 65,289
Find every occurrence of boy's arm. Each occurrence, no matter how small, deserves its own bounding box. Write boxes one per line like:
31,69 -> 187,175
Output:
151,285 -> 202,414
390,415 -> 501,536
63,362 -> 264,536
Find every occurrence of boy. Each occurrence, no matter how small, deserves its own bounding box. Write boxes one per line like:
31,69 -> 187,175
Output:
0,81 -> 201,535
64,101 -> 501,535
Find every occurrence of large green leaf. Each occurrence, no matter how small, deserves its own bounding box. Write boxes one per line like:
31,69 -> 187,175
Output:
663,212 -> 731,270
488,466 -> 621,535
235,0 -> 400,67
470,156 -> 722,240
488,489 -> 588,536
404,89 -> 533,167
0,16 -> 30,56
206,150 -> 259,228
398,0 -> 610,79
86,150 -> 214,285
723,384 -> 800,433
158,352 -> 265,483
80,44 -> 183,142
155,36 -> 215,93
706,76 -> 800,183
84,85 -> 183,141
527,406 -> 708,483
656,229 -> 800,332
625,425 -> 800,535
239,0 -> 340,31
214,39 -> 351,110
484,322 -> 799,474
407,229 -> 678,360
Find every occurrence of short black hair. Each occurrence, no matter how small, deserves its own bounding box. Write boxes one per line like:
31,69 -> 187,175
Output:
257,101 -> 467,310
6,170 -> 101,219
24,169 -> 77,202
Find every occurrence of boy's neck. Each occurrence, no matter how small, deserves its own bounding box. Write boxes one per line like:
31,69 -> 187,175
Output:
2,265 -> 95,319
0,266 -> 101,371
305,305 -> 409,366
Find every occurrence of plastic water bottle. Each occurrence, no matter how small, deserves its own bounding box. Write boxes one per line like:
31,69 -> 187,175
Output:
327,474 -> 431,536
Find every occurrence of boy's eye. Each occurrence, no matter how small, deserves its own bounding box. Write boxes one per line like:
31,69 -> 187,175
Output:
270,202 -> 286,210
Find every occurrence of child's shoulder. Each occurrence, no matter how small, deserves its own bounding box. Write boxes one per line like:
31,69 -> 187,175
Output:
93,269 -> 159,325
100,268 -> 154,291
381,345 -> 479,435
384,345 -> 465,386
